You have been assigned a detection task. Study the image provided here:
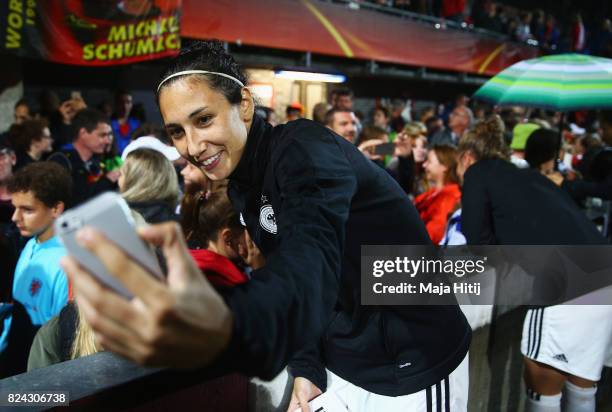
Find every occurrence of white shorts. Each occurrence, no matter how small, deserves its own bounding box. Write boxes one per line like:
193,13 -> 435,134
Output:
521,305 -> 612,381
325,354 -> 469,412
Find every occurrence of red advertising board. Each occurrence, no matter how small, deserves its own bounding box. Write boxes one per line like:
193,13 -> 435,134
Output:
1,0 -> 538,74
1,0 -> 181,65
181,0 -> 539,76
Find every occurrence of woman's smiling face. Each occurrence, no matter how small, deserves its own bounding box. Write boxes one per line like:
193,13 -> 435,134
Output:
159,76 -> 253,181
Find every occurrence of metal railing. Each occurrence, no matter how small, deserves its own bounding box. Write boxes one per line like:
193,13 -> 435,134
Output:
0,352 -> 248,411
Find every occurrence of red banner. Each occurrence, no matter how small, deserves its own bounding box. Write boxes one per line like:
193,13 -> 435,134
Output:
181,0 -> 539,76
1,0 -> 181,66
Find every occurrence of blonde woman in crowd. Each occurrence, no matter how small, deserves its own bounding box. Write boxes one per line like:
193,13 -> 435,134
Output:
118,148 -> 180,224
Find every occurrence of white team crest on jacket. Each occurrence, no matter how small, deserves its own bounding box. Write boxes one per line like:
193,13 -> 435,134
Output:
259,205 -> 277,234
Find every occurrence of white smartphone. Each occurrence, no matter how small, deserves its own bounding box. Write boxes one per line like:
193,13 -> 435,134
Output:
55,192 -> 163,299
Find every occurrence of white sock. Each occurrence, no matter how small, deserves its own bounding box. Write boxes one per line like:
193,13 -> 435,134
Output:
525,389 -> 561,412
563,381 -> 597,412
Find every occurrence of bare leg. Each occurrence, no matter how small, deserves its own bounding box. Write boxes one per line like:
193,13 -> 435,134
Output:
524,357 -> 567,395
567,376 -> 596,388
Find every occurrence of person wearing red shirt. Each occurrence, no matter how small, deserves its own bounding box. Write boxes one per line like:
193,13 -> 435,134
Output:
414,145 -> 461,244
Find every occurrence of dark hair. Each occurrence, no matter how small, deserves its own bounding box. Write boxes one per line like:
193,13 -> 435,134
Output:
10,119 -> 49,152
335,87 -> 353,98
156,40 -> 248,105
130,103 -> 147,123
72,108 -> 109,141
114,89 -> 132,101
8,162 -> 72,207
525,128 -> 559,169
131,123 -> 169,143
196,191 -> 243,245
432,145 -> 459,185
14,98 -> 29,110
359,125 -> 387,144
286,106 -> 301,117
579,134 -> 604,152
374,106 -> 390,119
425,116 -> 442,128
324,108 -> 353,126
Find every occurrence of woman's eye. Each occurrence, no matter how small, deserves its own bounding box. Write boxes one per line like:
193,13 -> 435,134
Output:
168,129 -> 184,140
197,116 -> 212,126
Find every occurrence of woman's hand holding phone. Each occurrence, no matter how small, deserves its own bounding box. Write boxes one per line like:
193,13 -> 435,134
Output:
61,222 -> 233,368
357,139 -> 386,161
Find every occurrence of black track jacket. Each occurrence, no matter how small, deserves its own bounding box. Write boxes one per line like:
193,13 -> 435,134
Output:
222,116 -> 471,396
462,159 -> 606,245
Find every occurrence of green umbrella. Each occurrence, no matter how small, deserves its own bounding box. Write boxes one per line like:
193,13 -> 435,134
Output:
473,54 -> 612,111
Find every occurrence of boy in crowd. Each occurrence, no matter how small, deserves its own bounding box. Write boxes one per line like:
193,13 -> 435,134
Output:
0,162 -> 72,376
9,161 -> 72,326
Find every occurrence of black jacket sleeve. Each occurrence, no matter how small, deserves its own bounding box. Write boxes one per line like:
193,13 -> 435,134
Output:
222,133 -> 356,388
47,152 -> 71,170
461,164 -> 496,245
387,156 -> 415,195
561,175 -> 612,202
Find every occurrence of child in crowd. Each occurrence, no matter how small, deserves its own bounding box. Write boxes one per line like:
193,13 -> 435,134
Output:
189,190 -> 261,288
0,162 -> 72,376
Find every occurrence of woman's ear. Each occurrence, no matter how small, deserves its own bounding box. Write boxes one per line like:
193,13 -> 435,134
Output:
240,87 -> 255,124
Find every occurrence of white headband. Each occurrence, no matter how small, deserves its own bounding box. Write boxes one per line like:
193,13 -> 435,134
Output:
157,70 -> 245,93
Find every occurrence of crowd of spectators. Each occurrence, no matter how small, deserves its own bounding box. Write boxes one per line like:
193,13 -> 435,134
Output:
337,0 -> 612,57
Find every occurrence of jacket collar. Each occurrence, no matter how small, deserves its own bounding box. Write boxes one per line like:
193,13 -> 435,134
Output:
228,115 -> 273,188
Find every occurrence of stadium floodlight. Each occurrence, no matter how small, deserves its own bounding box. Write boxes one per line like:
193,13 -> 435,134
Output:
274,70 -> 346,83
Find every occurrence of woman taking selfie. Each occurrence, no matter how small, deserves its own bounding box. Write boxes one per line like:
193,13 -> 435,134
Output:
63,41 -> 470,412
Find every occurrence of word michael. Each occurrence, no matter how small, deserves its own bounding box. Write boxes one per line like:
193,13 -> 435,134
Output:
373,282 -> 482,296
372,256 -> 486,278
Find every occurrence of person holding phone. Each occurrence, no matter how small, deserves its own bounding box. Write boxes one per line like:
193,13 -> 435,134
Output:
62,41 -> 471,412
356,125 -> 389,166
